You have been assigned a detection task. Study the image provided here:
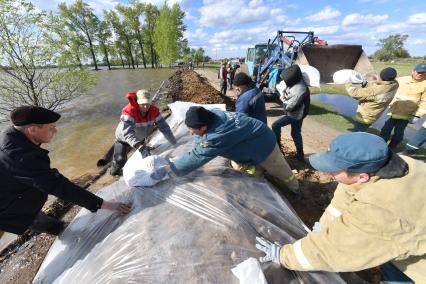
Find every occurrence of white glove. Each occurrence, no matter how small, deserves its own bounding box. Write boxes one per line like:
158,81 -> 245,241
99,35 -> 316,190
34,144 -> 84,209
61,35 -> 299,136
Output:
409,116 -> 420,124
255,236 -> 282,264
349,72 -> 364,84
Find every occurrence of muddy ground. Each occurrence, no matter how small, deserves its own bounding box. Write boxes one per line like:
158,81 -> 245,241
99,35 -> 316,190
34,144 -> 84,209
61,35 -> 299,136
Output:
0,69 -> 378,283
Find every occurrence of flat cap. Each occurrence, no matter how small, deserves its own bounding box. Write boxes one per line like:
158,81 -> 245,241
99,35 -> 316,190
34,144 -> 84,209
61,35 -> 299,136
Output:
10,106 -> 61,126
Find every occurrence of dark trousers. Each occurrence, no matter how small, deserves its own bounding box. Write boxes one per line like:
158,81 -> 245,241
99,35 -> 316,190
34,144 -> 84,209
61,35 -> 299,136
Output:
220,80 -> 227,95
351,121 -> 371,132
29,212 -> 66,235
271,116 -> 304,152
406,126 -> 426,151
110,141 -> 132,175
380,118 -> 409,149
380,262 -> 414,283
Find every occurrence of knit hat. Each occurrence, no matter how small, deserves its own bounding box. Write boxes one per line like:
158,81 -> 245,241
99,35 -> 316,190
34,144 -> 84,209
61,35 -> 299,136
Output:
379,67 -> 397,81
136,89 -> 151,104
309,132 -> 389,173
233,72 -> 252,86
10,106 -> 61,126
280,64 -> 302,87
185,106 -> 215,128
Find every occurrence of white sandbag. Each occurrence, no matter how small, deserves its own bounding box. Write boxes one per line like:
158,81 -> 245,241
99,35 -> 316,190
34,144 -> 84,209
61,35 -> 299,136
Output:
333,69 -> 363,84
275,80 -> 287,96
232,258 -> 268,284
299,65 -> 320,87
123,154 -> 169,187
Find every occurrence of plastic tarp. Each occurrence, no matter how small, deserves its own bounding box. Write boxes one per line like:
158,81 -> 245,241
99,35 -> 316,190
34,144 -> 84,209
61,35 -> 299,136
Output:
34,101 -> 350,284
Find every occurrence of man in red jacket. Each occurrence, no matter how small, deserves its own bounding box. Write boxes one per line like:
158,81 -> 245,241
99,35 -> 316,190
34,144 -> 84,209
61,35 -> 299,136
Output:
109,89 -> 177,175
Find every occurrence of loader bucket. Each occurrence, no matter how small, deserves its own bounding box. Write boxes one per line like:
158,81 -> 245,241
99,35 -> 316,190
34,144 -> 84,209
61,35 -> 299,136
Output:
295,44 -> 375,83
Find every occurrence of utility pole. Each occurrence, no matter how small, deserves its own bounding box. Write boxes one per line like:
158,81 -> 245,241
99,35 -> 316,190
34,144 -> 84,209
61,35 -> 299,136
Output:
215,48 -> 218,61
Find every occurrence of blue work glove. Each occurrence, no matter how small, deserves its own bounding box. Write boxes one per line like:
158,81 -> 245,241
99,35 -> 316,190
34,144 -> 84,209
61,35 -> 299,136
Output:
409,116 -> 420,124
255,236 -> 282,264
150,166 -> 167,180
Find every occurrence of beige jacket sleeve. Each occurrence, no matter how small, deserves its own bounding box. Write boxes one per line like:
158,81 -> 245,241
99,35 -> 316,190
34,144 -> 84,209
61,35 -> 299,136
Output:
345,83 -> 375,100
414,89 -> 426,117
280,201 -> 405,272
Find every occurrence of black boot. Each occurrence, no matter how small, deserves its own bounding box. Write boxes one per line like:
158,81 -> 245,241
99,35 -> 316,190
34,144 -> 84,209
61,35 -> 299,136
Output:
295,148 -> 304,161
109,161 -> 123,176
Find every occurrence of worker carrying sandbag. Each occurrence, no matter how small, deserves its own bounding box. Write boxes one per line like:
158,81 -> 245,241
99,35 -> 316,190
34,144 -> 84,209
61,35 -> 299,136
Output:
150,106 -> 300,195
256,132 -> 426,283
345,67 -> 399,132
272,64 -> 310,160
379,63 -> 426,149
109,89 -> 177,176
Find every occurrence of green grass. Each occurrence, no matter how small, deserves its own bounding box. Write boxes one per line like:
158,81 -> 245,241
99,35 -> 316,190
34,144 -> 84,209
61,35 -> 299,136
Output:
371,60 -> 423,77
308,101 -> 426,157
204,63 -> 220,69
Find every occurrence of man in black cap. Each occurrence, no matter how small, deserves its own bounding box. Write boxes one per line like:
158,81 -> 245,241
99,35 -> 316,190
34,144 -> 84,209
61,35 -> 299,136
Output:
0,106 -> 131,236
233,72 -> 267,124
345,67 -> 399,132
150,106 -> 300,194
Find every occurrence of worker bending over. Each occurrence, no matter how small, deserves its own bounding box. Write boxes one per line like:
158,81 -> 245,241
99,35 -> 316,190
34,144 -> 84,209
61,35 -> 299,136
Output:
256,132 -> 425,283
110,89 -> 177,175
151,106 -> 300,195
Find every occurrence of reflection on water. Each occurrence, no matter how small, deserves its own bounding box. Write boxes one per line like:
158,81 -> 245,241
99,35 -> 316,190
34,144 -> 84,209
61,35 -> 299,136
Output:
46,68 -> 173,179
311,94 -> 425,141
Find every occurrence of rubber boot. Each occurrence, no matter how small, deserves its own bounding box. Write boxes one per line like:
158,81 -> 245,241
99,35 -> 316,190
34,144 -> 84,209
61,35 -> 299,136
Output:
294,148 -> 304,161
109,161 -> 123,176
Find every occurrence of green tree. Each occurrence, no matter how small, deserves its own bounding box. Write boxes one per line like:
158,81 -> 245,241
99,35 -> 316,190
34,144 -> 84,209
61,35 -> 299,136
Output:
154,3 -> 186,65
105,9 -> 136,69
97,16 -> 113,70
59,0 -> 100,70
116,2 -> 147,68
0,0 -> 95,119
143,3 -> 159,68
373,34 -> 410,61
194,48 -> 205,66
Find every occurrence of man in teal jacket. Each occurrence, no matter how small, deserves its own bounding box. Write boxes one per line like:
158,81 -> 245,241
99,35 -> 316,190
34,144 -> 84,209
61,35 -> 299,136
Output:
151,106 -> 299,193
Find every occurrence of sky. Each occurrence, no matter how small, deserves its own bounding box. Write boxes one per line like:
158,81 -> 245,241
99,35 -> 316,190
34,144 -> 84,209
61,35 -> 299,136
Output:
33,0 -> 426,60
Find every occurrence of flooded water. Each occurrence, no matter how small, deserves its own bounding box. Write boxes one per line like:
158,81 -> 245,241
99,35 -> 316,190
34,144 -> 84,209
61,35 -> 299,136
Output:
311,94 -> 425,141
46,68 -> 173,179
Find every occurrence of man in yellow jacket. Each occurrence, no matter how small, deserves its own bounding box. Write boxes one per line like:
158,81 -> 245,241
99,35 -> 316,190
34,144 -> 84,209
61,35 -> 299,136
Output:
380,63 -> 426,149
345,67 -> 399,132
256,132 -> 425,283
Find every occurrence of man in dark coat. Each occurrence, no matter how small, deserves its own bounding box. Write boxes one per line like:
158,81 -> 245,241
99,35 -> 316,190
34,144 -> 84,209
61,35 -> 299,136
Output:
0,106 -> 131,236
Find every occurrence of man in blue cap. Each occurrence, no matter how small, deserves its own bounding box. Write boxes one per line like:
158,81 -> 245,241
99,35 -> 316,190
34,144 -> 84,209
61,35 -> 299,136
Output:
256,132 -> 425,283
380,63 -> 426,149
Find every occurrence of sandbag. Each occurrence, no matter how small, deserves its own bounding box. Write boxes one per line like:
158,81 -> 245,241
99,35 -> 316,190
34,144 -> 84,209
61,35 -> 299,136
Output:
299,65 -> 320,87
333,69 -> 363,84
123,154 -> 169,187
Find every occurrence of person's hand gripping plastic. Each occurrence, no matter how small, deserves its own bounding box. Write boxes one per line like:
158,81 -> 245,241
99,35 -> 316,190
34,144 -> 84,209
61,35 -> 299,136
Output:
255,236 -> 282,264
150,165 -> 168,181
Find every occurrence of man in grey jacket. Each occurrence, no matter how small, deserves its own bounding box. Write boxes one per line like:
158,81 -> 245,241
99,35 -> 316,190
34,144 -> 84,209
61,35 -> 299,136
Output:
272,65 -> 310,160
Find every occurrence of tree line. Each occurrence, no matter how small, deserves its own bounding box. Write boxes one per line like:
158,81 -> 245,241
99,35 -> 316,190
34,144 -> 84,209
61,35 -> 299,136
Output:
0,0 -> 204,119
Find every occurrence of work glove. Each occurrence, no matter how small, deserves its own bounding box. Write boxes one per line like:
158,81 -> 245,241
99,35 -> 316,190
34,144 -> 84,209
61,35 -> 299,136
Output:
361,79 -> 368,88
139,145 -> 155,158
409,116 -> 420,124
150,166 -> 168,181
255,236 -> 282,264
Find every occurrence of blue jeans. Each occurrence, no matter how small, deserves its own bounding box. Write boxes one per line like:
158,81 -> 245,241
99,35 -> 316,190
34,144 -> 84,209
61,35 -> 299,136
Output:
380,262 -> 414,283
406,126 -> 426,151
380,118 -> 409,149
271,116 -> 303,150
352,121 -> 371,132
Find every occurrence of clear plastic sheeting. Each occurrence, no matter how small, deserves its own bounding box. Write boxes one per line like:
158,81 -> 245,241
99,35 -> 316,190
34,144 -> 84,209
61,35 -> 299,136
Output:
123,154 -> 169,187
34,102 -> 350,284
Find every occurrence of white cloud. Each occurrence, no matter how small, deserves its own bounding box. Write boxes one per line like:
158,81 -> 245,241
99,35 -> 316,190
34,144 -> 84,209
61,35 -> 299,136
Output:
199,0 -> 270,27
374,22 -> 407,33
342,13 -> 388,26
412,38 -> 426,45
305,6 -> 341,22
209,26 -> 271,46
270,8 -> 282,17
408,13 -> 426,25
300,25 -> 340,35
